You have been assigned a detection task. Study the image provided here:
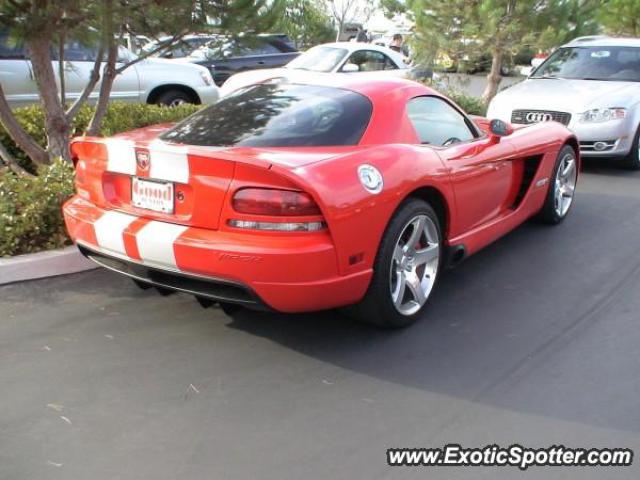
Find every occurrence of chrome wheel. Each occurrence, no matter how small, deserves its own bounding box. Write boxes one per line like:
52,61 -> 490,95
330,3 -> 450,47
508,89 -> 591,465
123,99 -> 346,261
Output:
554,152 -> 577,218
389,214 -> 440,316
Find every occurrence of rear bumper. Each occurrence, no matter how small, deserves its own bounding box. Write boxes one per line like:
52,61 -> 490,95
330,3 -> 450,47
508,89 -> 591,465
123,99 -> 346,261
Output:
63,196 -> 371,312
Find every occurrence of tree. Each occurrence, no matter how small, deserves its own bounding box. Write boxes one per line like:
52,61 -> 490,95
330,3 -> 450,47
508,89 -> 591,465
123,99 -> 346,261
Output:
0,0 -> 283,174
597,0 -> 640,36
328,0 -> 374,41
408,0 -> 600,103
277,0 -> 335,48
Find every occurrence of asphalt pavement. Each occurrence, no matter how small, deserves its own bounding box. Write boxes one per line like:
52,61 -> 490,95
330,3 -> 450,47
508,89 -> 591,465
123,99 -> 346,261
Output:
2,159 -> 640,480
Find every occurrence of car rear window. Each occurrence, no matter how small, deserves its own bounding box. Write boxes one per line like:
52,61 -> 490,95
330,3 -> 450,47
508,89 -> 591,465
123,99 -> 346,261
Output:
161,83 -> 372,147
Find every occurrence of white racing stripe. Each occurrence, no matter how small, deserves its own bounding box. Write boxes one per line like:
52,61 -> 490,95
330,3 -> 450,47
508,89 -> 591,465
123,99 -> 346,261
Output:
105,138 -> 136,175
136,221 -> 188,269
93,211 -> 137,256
149,140 -> 189,184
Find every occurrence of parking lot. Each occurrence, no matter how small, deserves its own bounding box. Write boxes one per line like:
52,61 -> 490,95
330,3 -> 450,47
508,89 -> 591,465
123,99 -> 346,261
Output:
2,161 -> 640,480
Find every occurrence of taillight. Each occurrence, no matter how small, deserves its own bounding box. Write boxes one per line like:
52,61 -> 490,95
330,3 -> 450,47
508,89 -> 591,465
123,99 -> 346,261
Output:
232,188 -> 321,216
73,158 -> 91,200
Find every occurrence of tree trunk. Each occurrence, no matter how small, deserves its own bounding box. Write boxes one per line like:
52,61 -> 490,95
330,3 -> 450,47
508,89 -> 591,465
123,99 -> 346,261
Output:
58,32 -> 66,106
0,140 -> 34,177
482,48 -> 504,104
0,83 -> 49,166
26,36 -> 71,162
87,0 -> 116,137
86,43 -> 117,136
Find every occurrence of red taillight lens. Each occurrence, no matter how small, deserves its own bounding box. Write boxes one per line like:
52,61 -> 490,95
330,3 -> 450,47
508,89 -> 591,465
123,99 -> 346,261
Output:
232,188 -> 321,216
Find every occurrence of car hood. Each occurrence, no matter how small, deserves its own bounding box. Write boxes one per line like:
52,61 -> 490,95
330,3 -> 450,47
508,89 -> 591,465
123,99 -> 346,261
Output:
493,78 -> 640,113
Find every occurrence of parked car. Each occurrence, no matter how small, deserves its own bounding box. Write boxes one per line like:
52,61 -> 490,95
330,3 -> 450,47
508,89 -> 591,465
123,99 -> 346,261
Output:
119,34 -> 153,54
141,34 -> 216,59
488,36 -> 640,169
0,33 -> 219,108
219,42 -> 410,96
183,34 -> 299,86
63,76 -> 578,328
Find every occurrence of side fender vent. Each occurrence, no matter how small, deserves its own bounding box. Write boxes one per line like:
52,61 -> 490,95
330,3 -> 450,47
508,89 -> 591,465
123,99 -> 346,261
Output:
512,155 -> 543,209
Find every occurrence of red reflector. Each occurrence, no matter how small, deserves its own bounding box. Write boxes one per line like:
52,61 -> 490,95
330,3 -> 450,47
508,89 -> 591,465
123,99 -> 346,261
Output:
232,188 -> 321,216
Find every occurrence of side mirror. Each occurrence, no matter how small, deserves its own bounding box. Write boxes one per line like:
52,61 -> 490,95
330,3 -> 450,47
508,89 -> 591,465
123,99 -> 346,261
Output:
489,119 -> 514,139
341,63 -> 360,73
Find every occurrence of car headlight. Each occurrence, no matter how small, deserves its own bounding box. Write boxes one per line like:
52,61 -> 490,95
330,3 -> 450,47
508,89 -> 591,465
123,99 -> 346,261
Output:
200,70 -> 214,86
580,108 -> 627,123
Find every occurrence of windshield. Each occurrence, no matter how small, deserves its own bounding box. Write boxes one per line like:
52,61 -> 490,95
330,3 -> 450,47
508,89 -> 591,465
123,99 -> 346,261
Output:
532,46 -> 640,82
286,46 -> 348,72
161,83 -> 372,147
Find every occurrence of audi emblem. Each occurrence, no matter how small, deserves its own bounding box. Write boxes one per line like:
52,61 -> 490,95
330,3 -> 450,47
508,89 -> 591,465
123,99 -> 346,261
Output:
525,112 -> 554,123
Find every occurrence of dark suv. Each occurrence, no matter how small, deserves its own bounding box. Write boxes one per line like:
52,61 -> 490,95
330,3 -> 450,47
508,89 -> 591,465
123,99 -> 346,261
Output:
188,34 -> 299,86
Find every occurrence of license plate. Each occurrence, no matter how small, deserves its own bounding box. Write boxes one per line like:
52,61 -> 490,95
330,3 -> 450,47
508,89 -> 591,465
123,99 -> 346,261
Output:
131,177 -> 174,214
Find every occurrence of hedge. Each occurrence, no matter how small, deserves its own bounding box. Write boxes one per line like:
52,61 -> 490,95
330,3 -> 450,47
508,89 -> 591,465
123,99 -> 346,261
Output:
0,102 -> 200,257
0,158 -> 75,256
1,102 -> 200,172
421,79 -> 488,116
444,89 -> 488,117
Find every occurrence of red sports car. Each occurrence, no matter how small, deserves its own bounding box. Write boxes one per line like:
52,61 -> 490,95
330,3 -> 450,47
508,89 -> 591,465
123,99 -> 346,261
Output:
63,76 -> 579,327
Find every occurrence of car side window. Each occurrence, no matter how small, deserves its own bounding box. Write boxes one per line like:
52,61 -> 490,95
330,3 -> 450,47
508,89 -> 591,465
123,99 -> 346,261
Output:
52,40 -> 98,62
384,55 -> 398,70
0,33 -> 26,59
407,96 -> 477,146
238,40 -> 280,56
343,50 -> 390,72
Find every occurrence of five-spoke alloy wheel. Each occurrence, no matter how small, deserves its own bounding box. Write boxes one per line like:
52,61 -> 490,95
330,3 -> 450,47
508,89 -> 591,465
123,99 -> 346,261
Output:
538,144 -> 579,224
349,198 -> 442,328
553,151 -> 577,218
390,214 -> 440,316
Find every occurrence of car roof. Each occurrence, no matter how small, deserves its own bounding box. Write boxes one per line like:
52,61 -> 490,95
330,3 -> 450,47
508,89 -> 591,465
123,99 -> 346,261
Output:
310,42 -> 408,66
275,74 -> 434,102
563,36 -> 640,48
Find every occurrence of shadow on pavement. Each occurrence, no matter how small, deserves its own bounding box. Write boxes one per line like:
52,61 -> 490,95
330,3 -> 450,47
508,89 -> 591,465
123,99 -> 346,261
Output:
224,187 -> 640,433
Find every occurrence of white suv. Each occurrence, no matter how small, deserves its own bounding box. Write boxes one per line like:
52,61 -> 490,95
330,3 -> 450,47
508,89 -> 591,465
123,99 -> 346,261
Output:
0,34 -> 219,108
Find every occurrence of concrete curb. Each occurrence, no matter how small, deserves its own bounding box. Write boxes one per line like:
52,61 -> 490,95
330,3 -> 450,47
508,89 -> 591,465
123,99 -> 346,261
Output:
0,245 -> 97,285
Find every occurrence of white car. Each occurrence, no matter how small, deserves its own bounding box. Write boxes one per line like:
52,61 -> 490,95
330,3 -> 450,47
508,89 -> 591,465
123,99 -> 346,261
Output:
0,34 -> 219,108
488,36 -> 640,169
220,42 -> 410,96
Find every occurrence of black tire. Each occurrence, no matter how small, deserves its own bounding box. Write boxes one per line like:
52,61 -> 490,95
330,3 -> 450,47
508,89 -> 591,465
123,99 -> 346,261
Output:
347,198 -> 442,328
155,89 -> 193,107
537,144 -> 578,224
621,126 -> 640,170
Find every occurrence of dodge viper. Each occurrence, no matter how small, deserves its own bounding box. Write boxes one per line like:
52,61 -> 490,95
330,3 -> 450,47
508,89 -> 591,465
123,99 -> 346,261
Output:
63,77 -> 579,327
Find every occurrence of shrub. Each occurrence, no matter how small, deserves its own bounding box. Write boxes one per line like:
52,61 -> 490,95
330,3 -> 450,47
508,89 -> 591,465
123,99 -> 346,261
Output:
444,89 -> 488,117
420,79 -> 488,116
0,102 -> 200,256
0,158 -> 75,256
0,102 -> 200,172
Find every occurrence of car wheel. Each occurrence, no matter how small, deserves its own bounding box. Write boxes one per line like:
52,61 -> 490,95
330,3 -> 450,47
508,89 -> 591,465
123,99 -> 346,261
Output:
348,199 -> 442,328
537,144 -> 578,224
155,90 -> 193,107
621,126 -> 640,170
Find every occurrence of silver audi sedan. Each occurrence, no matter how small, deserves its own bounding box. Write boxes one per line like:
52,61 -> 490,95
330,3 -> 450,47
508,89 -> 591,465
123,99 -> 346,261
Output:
488,36 -> 640,169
